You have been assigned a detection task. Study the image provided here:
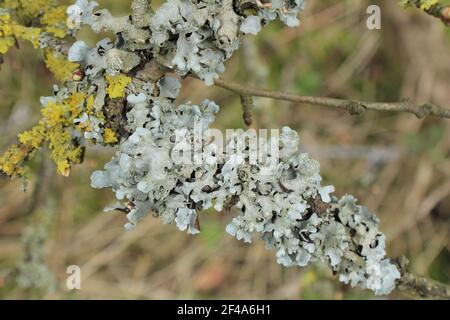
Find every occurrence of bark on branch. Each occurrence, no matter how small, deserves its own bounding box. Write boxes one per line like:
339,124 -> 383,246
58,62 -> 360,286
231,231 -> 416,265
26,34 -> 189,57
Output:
204,77 -> 450,119
402,0 -> 450,26
394,257 -> 450,299
315,200 -> 450,299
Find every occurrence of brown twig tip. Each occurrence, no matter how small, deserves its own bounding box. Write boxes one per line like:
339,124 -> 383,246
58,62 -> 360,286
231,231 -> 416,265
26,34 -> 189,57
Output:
403,0 -> 450,26
207,77 -> 450,119
344,101 -> 365,116
240,95 -> 254,126
441,7 -> 450,25
394,257 -> 450,299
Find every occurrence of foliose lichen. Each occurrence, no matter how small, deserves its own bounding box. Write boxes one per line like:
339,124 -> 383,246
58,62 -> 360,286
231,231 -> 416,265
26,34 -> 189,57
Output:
0,0 -> 401,295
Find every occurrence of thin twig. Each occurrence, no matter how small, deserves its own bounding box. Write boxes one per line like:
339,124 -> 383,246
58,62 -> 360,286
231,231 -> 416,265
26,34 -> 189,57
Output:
314,199 -> 450,299
23,157 -> 54,216
398,272 -> 450,299
394,257 -> 450,299
402,0 -> 450,26
207,77 -> 450,119
240,95 -> 254,126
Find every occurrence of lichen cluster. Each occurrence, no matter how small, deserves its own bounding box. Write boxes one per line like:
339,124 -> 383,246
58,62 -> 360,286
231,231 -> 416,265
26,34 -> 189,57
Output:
0,0 -> 83,177
401,0 -> 438,11
91,99 -> 400,294
0,0 -> 68,54
0,0 -> 401,295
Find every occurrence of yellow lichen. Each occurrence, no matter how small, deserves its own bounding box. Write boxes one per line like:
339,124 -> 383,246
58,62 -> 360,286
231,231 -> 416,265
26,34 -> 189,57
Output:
0,91 -> 92,178
41,101 -> 66,127
44,26 -> 67,38
40,93 -> 87,176
401,0 -> 439,10
11,0 -> 54,22
0,37 -> 15,55
0,1 -> 69,55
103,128 -> 119,145
47,125 -> 83,177
12,25 -> 42,49
44,50 -> 79,83
0,144 -> 33,177
106,74 -> 132,99
95,110 -> 106,120
0,11 -> 42,54
68,92 -> 87,118
41,6 -> 69,38
41,6 -> 68,26
420,0 -> 438,10
18,121 -> 47,149
75,118 -> 92,133
85,95 -> 96,115
0,13 -> 18,54
1,0 -> 20,10
0,1 -> 121,179
41,92 -> 86,127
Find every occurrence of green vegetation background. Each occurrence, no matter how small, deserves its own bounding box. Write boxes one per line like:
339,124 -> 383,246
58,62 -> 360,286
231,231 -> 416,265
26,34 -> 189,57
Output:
0,0 -> 448,299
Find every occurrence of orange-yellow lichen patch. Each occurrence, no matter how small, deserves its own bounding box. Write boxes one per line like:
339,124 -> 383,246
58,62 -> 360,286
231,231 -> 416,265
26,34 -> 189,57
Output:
8,0 -> 53,21
41,6 -> 69,38
47,126 -> 83,176
44,50 -> 80,83
18,121 -> 47,149
0,144 -> 33,177
0,92 -> 91,178
106,74 -> 132,99
103,128 -> 119,145
0,12 -> 42,54
0,13 -> 20,54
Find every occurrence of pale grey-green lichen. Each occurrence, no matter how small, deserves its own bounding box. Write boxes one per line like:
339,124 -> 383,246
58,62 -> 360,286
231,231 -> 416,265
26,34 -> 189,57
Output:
61,0 -> 401,295
67,0 -> 306,84
91,96 -> 400,295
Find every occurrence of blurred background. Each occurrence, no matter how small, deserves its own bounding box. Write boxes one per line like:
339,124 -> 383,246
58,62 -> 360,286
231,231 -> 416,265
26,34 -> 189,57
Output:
0,0 -> 449,299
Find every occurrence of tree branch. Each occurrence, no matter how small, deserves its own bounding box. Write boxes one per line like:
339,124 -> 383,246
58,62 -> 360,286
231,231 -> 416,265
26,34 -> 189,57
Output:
314,200 -> 450,299
240,95 -> 254,126
398,272 -> 450,299
402,0 -> 450,26
394,257 -> 450,299
206,77 -> 450,119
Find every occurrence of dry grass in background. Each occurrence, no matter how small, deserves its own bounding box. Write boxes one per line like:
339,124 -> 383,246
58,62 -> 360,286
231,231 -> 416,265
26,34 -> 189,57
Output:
0,0 -> 449,299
